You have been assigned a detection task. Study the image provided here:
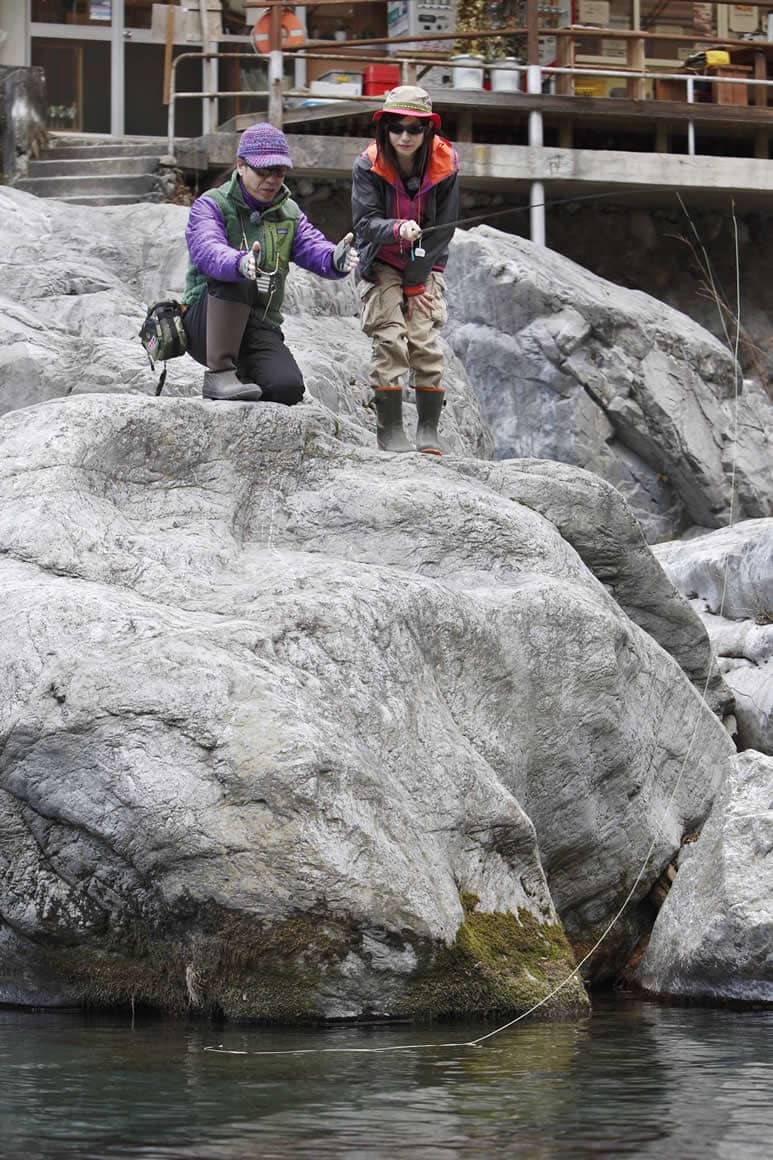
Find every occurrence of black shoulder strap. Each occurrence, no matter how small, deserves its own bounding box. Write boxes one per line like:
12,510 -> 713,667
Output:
144,346 -> 167,396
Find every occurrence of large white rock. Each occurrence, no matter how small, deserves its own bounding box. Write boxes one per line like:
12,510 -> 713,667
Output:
636,749 -> 773,1003
654,520 -> 773,754
5,188 -> 773,544
0,187 -> 493,460
0,391 -> 734,1017
443,228 -> 773,542
2,189 -> 763,1019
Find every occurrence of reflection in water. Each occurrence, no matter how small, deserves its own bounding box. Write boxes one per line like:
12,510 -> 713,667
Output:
0,999 -> 771,1158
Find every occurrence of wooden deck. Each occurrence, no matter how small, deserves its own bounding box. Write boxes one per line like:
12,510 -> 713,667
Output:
218,85 -> 773,153
179,85 -> 773,212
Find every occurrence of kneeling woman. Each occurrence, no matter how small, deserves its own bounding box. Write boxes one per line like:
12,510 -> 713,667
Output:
183,122 -> 357,404
351,85 -> 460,453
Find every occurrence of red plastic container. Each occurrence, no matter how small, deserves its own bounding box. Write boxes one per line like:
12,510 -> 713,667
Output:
363,64 -> 401,97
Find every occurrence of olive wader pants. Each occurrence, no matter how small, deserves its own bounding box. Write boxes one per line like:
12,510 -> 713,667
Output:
359,262 -> 448,390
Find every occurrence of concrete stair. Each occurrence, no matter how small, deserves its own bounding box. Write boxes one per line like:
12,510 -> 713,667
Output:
14,140 -> 172,206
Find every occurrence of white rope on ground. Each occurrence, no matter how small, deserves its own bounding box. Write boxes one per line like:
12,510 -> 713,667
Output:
204,200 -> 744,1060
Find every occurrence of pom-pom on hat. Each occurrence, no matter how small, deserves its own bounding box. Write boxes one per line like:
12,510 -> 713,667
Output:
237,122 -> 293,169
372,85 -> 441,129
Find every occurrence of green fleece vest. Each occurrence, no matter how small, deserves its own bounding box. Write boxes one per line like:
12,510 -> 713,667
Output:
182,172 -> 300,331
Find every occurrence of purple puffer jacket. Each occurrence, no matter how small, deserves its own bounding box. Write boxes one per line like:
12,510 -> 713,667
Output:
185,175 -> 345,283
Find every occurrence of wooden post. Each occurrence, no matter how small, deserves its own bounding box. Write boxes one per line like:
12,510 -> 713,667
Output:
627,34 -> 646,101
75,44 -> 84,132
556,32 -> 573,97
457,108 -> 473,143
753,48 -> 767,108
269,4 -> 282,54
163,4 -> 174,106
268,1 -> 284,128
527,0 -> 539,66
199,0 -> 222,133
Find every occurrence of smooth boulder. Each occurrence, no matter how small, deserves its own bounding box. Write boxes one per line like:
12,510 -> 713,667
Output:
636,749 -> 773,1003
0,187 -> 493,459
443,227 -> 773,542
0,392 -> 735,1017
654,519 -> 773,754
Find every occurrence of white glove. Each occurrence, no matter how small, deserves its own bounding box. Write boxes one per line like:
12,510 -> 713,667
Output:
398,219 -> 422,242
238,240 -> 261,280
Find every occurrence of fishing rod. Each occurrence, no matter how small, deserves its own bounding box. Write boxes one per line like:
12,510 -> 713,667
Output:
418,184 -> 703,239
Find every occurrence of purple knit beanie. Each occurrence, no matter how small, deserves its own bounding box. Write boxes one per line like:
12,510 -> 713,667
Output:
237,123 -> 293,169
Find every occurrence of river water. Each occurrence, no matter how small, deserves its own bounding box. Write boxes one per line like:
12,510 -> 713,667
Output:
1,997 -> 771,1159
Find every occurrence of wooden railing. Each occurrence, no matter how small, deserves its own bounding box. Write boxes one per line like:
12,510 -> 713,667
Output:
165,26 -> 773,158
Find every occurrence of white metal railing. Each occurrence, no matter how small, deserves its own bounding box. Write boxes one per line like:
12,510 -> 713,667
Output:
167,49 -> 426,157
165,51 -> 773,171
544,64 -> 773,159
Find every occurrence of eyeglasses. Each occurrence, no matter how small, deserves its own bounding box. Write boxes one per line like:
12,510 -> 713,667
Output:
244,163 -> 287,177
387,121 -> 427,137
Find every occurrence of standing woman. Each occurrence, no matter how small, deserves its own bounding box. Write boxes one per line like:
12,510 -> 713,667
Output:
352,86 -> 460,454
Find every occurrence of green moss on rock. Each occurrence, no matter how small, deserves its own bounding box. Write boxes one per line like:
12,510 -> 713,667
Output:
45,893 -> 588,1023
47,906 -> 357,1022
395,893 -> 589,1018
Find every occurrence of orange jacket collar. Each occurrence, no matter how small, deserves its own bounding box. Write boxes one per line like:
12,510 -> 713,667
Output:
366,136 -> 457,189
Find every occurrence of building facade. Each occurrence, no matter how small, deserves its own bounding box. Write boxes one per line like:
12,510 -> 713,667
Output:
0,2 -> 397,139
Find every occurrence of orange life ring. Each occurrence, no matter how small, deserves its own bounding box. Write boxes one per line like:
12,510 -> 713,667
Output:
252,9 -> 306,54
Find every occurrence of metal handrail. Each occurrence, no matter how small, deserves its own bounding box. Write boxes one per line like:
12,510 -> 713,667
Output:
167,49 -> 431,156
166,50 -> 773,163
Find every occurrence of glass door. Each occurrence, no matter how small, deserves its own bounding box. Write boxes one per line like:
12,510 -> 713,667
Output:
30,0 -> 229,137
30,0 -> 114,132
122,0 -> 202,137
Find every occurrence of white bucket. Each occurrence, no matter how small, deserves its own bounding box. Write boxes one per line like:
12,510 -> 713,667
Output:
451,54 -> 485,91
490,58 -> 522,93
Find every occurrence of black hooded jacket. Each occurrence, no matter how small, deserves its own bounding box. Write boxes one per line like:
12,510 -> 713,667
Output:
351,135 -> 460,292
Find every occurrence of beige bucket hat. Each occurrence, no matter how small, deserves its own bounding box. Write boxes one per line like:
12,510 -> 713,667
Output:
372,85 -> 441,129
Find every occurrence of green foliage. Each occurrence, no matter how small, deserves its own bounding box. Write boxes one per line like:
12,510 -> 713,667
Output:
454,0 -> 526,61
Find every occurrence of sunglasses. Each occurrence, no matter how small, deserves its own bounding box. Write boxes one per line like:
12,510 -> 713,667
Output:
386,121 -> 428,137
244,163 -> 287,177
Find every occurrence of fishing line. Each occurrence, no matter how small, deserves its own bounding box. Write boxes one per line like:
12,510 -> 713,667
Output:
203,655 -> 721,1060
204,201 -> 743,1061
419,184 -> 703,239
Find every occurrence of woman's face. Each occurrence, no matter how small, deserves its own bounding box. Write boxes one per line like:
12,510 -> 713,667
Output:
386,117 -> 428,163
236,160 -> 287,203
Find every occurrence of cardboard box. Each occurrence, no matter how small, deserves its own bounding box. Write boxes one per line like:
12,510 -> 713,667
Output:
310,72 -> 363,98
151,3 -> 221,44
600,39 -> 627,61
729,5 -> 759,34
577,0 -> 610,25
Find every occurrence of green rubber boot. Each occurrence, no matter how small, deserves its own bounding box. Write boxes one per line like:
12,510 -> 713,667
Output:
415,387 -> 445,455
374,387 -> 412,453
203,296 -> 262,402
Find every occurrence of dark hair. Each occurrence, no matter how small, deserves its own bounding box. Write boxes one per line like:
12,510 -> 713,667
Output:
375,116 -> 434,178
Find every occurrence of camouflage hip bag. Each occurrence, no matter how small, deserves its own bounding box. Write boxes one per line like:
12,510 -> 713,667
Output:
139,299 -> 188,395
